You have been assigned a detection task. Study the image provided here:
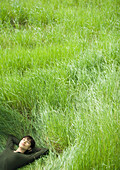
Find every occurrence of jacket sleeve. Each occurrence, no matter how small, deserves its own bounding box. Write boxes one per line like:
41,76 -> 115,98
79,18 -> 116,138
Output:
31,147 -> 44,153
6,135 -> 19,149
27,148 -> 49,162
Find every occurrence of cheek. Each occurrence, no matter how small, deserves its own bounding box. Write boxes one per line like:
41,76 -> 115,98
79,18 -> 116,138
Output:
19,142 -> 23,147
26,143 -> 31,148
19,141 -> 22,145
28,144 -> 31,148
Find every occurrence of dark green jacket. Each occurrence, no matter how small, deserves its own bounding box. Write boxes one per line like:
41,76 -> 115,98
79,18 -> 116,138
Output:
0,135 -> 49,170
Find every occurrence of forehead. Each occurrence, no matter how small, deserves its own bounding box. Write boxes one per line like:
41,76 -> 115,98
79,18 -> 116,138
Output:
22,137 -> 31,141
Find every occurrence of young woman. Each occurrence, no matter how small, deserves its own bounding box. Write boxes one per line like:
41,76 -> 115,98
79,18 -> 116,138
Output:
0,135 -> 49,170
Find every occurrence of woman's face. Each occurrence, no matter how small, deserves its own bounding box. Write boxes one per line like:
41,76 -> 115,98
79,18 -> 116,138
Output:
19,137 -> 31,151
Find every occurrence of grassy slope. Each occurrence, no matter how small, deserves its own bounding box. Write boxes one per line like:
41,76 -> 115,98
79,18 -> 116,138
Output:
0,0 -> 120,169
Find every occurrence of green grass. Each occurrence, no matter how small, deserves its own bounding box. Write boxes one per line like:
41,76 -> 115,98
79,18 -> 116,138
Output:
0,0 -> 120,169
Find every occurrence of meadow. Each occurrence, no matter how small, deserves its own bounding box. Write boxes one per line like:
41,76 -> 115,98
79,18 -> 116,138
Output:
0,0 -> 120,169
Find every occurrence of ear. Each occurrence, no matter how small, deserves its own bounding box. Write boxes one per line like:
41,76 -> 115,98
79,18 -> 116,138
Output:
28,147 -> 32,151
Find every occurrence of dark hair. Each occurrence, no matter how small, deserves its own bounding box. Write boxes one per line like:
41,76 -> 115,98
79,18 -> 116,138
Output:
22,135 -> 35,149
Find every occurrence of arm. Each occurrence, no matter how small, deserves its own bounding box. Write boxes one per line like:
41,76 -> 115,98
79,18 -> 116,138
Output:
6,135 -> 19,150
27,148 -> 49,162
31,147 -> 44,153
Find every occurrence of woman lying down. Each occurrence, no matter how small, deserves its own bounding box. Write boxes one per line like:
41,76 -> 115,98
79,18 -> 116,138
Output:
0,135 -> 49,170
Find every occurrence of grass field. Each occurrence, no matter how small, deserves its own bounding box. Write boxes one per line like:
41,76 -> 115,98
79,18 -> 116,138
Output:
0,0 -> 120,169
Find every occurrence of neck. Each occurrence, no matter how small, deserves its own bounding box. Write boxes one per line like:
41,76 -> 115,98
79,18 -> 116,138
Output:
14,147 -> 26,154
